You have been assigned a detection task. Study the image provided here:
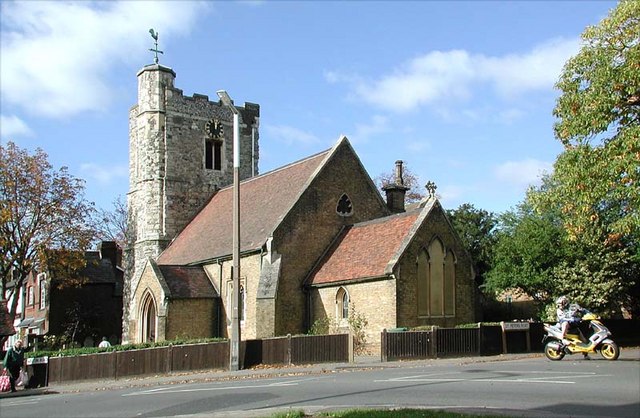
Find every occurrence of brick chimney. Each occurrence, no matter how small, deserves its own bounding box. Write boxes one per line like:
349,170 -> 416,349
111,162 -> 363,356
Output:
383,160 -> 410,213
99,241 -> 122,270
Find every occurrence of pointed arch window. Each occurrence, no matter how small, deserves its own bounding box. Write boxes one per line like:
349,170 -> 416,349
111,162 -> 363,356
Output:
141,291 -> 157,343
417,237 -> 456,318
205,139 -> 223,170
336,287 -> 349,320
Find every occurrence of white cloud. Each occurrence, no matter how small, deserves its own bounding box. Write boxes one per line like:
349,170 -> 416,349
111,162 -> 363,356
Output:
494,158 -> 552,188
264,124 -> 320,145
0,114 -> 33,139
330,37 -> 579,113
0,1 -> 208,119
80,163 -> 128,185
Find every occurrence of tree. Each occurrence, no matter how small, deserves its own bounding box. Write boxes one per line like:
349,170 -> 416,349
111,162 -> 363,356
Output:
546,0 -> 639,247
446,203 -> 497,286
0,141 -> 96,329
375,163 -> 425,204
485,203 -> 568,304
96,195 -> 128,248
528,1 -> 639,316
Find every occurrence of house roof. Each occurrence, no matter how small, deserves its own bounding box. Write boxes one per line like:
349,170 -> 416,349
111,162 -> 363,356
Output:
308,209 -> 421,286
157,265 -> 218,299
81,252 -> 118,284
158,146 -> 333,265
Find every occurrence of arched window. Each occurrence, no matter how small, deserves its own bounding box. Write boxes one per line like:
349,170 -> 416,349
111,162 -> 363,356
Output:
336,287 -> 349,320
417,237 -> 456,318
140,291 -> 157,343
336,194 -> 353,217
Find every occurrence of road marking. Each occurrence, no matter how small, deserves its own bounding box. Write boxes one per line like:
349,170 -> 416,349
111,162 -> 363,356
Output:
123,377 -> 314,397
375,370 -> 607,385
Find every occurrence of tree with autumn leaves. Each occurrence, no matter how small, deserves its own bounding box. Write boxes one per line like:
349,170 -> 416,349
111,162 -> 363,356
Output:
0,141 -> 97,335
488,1 -> 639,317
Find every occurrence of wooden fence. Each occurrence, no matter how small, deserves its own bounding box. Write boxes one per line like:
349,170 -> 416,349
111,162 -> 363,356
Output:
47,334 -> 350,384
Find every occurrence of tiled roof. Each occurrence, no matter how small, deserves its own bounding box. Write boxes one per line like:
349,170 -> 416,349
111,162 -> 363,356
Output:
158,265 -> 217,299
309,210 -> 421,285
158,148 -> 331,265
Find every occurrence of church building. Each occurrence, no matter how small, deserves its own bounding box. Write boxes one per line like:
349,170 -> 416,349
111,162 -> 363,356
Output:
123,62 -> 476,351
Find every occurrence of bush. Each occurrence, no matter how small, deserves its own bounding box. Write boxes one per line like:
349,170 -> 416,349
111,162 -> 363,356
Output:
26,337 -> 225,358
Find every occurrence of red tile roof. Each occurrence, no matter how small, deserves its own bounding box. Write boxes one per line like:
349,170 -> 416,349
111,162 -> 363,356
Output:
309,210 -> 421,285
158,149 -> 331,265
158,265 -> 217,299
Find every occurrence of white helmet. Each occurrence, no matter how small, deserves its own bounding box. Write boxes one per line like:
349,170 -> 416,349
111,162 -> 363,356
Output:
556,295 -> 568,308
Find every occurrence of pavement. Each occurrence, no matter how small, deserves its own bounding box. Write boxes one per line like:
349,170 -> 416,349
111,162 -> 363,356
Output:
0,351 -> 549,399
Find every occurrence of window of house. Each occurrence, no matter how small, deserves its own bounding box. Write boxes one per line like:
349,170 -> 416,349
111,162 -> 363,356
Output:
141,291 -> 157,343
205,139 -> 223,170
38,274 -> 47,309
336,194 -> 353,217
417,237 -> 456,318
27,286 -> 34,306
336,287 -> 349,321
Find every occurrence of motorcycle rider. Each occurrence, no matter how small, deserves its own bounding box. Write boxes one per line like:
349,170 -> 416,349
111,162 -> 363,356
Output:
556,295 -> 581,345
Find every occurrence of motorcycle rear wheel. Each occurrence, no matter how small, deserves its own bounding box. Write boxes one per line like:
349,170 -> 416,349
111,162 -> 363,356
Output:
599,341 -> 620,360
544,341 -> 565,361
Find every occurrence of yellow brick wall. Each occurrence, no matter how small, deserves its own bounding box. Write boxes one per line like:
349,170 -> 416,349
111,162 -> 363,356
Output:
313,279 -> 397,355
166,298 -> 216,340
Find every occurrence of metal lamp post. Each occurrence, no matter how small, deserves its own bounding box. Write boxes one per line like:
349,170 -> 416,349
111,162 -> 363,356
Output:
217,90 -> 241,371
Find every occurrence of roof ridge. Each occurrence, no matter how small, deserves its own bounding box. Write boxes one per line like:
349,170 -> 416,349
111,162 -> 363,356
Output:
215,147 -> 332,192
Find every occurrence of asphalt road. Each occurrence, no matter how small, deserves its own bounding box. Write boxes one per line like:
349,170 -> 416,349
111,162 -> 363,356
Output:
1,350 -> 638,418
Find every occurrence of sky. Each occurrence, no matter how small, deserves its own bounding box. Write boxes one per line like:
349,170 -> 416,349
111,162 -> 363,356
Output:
0,0 -> 618,215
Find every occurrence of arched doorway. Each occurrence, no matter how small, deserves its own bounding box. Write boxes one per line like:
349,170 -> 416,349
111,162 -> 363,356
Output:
140,291 -> 157,343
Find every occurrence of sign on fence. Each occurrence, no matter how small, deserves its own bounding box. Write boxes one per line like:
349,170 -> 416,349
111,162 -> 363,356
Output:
500,321 -> 531,353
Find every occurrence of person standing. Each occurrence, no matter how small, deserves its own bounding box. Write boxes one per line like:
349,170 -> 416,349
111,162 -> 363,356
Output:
3,339 -> 25,392
98,337 -> 111,348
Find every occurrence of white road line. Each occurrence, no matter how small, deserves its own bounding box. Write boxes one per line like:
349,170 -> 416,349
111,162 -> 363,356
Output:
123,380 -> 301,397
378,377 -> 574,384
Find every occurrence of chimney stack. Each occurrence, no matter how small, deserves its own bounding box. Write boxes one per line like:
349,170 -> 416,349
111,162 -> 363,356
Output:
383,160 -> 410,213
99,241 -> 122,270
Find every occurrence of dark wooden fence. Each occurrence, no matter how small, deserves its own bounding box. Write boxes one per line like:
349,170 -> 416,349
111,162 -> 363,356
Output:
47,334 -> 350,384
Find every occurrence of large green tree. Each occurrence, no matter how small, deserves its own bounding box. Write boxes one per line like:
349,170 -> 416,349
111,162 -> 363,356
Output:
0,141 -> 97,329
485,203 -> 567,304
446,203 -> 497,286
541,0 -> 639,247
528,1 -> 639,316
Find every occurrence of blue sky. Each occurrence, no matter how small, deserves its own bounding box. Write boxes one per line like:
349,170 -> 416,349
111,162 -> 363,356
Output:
0,1 -> 617,214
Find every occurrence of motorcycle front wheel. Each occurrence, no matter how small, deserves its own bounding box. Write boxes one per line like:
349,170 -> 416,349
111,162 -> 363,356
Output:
599,341 -> 620,360
544,341 -> 565,361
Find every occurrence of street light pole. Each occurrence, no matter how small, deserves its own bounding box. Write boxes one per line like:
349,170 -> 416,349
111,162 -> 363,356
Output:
217,90 -> 241,371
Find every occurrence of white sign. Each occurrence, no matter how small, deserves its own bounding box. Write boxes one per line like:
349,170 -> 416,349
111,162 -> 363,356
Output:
26,356 -> 48,365
502,322 -> 530,331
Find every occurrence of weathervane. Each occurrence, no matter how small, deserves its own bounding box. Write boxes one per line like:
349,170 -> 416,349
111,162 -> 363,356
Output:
148,28 -> 163,64
425,181 -> 437,199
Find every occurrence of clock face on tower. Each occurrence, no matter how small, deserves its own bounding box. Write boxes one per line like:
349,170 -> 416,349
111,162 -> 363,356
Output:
205,119 -> 224,139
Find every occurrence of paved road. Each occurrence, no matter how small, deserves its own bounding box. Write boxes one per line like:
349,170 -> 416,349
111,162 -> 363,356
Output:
1,350 -> 638,418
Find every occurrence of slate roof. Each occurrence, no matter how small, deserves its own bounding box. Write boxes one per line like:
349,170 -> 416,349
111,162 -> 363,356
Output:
308,209 -> 421,286
157,265 -> 217,299
82,252 -> 118,284
158,148 -> 332,265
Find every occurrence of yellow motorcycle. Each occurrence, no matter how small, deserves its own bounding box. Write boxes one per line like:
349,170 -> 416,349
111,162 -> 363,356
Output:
543,310 -> 620,361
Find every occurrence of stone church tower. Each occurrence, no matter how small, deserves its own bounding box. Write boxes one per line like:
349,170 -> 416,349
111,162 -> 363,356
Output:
122,63 -> 259,341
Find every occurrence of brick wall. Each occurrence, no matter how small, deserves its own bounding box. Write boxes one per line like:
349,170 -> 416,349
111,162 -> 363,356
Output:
272,140 -> 389,335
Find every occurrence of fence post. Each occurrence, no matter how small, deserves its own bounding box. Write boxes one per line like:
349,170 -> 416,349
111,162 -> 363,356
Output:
167,344 -> 173,373
477,322 -> 483,356
381,329 -> 387,362
431,326 -> 438,358
348,330 -> 354,363
286,334 -> 292,365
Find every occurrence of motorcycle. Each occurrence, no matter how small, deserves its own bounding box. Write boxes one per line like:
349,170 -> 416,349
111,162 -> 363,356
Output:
542,310 -> 620,361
